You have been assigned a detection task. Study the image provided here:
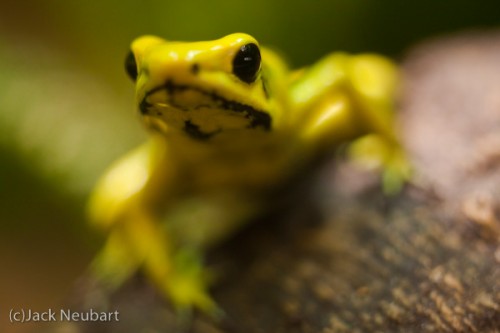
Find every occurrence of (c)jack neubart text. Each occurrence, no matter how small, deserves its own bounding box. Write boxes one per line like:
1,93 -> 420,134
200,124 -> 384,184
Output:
9,308 -> 120,323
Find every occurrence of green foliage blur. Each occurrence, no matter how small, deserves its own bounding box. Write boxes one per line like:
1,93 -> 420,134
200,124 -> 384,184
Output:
0,0 -> 499,330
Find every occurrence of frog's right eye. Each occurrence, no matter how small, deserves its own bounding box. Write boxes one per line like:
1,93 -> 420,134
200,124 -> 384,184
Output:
125,51 -> 138,81
232,43 -> 261,84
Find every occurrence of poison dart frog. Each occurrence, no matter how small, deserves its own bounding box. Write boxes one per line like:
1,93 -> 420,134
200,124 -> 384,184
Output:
88,33 -> 410,315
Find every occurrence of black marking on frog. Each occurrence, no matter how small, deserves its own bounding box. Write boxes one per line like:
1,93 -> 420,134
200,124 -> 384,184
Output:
142,80 -> 272,131
140,98 -> 153,115
184,120 -> 220,140
262,76 -> 270,100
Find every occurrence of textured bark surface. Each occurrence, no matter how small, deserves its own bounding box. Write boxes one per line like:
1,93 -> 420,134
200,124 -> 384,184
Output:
49,30 -> 500,333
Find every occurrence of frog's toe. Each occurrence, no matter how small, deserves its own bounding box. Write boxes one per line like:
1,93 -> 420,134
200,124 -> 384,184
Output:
348,134 -> 412,194
161,248 -> 222,317
165,273 -> 220,317
381,151 -> 412,194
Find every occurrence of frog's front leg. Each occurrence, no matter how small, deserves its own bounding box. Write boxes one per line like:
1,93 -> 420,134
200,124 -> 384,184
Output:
92,208 -> 217,315
93,213 -> 217,317
290,53 -> 411,192
88,140 -> 217,315
91,207 -> 171,289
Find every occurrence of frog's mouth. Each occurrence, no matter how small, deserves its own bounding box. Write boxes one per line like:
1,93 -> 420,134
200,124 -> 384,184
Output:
139,80 -> 271,140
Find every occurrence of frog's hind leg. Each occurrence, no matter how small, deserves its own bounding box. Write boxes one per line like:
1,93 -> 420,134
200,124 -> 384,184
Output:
291,53 -> 411,193
345,54 -> 411,193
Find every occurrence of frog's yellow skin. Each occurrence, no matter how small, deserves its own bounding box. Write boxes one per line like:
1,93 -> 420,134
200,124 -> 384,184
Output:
88,33 -> 409,315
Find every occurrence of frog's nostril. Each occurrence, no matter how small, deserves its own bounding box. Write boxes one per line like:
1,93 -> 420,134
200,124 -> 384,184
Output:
191,63 -> 200,75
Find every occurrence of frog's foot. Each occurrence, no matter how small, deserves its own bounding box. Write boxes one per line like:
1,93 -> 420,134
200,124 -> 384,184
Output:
381,147 -> 412,195
348,134 -> 412,194
151,248 -> 222,319
166,270 -> 221,320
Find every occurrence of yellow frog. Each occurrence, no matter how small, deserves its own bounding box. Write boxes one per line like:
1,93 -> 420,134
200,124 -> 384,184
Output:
88,33 -> 409,315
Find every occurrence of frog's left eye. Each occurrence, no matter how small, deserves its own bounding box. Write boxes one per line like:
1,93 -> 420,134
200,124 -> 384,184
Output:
232,43 -> 261,84
125,51 -> 138,81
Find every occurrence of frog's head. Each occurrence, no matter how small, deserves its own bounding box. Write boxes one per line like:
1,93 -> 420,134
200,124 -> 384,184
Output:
126,33 -> 276,140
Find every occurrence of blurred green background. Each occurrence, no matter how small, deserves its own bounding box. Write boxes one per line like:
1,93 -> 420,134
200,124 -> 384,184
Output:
1,1 -> 499,331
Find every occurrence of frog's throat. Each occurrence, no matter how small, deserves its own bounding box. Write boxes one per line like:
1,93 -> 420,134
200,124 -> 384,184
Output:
139,80 -> 272,131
